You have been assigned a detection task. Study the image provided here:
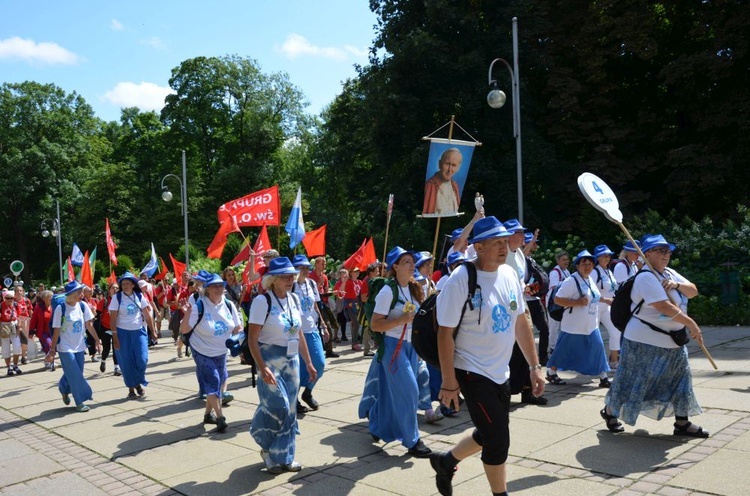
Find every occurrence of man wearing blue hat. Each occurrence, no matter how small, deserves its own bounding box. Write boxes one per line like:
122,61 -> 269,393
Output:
432,216 -> 545,496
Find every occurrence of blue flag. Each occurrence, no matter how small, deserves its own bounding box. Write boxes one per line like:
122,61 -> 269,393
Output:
71,243 -> 84,267
140,243 -> 158,277
285,187 -> 306,249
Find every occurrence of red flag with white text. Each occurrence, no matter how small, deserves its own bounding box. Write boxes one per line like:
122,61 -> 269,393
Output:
105,218 -> 118,266
217,185 -> 280,227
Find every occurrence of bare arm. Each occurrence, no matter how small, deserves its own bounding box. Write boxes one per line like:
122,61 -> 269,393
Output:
662,279 -> 699,299
650,300 -> 703,345
370,311 -> 413,333
248,323 -> 276,386
437,325 -> 460,411
514,312 -> 545,397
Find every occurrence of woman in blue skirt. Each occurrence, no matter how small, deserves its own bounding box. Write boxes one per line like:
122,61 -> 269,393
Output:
358,246 -> 431,458
291,255 -> 329,414
49,281 -> 101,412
546,250 -> 612,388
109,272 -> 157,399
602,234 -> 708,437
248,257 -> 318,474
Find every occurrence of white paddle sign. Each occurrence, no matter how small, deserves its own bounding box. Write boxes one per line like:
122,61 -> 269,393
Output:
577,172 -> 623,223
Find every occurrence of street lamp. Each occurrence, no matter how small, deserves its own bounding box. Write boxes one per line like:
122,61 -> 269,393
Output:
487,17 -> 524,224
40,200 -> 64,285
160,150 -> 190,267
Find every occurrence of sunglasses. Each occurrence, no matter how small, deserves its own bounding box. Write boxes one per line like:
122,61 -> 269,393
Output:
652,248 -> 673,255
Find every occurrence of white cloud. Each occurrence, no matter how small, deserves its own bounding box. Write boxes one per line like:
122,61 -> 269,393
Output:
102,82 -> 173,112
0,36 -> 80,65
140,36 -> 167,51
277,34 -> 367,61
111,19 -> 124,31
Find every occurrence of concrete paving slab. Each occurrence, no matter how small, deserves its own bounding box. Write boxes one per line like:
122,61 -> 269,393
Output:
724,428 -> 750,452
54,410 -> 149,441
0,452 -> 63,487
11,399 -> 128,430
693,386 -> 750,412
0,471 -> 108,496
281,472 -> 397,495
669,447 -> 750,496
508,418 -> 587,457
76,420 -> 202,459
507,464 -> 615,495
508,393 -> 604,428
0,438 -> 35,460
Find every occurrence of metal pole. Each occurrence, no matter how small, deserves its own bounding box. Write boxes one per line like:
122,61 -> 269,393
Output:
181,150 -> 189,268
56,200 -> 64,285
512,17 -> 523,224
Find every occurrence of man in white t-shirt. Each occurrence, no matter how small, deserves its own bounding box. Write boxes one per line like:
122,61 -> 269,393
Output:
431,216 -> 545,496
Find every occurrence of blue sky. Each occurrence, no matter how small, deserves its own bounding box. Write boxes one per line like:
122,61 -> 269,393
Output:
1,1 -> 378,122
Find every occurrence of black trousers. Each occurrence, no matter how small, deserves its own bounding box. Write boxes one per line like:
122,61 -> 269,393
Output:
527,299 -> 550,364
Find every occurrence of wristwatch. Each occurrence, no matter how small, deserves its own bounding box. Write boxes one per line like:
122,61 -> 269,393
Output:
529,364 -> 543,371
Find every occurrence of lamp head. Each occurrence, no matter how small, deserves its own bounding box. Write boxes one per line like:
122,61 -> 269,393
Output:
42,229 -> 50,238
162,189 -> 173,202
51,229 -> 58,237
487,84 -> 507,109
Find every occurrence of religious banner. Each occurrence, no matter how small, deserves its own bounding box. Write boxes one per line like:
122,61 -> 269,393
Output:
421,138 -> 476,218
217,185 -> 280,227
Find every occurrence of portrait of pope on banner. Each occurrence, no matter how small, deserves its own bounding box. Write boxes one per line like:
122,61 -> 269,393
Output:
422,140 -> 475,217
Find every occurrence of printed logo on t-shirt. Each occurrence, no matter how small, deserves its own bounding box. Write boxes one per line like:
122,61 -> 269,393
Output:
470,290 -> 481,309
509,289 -> 518,311
213,320 -> 228,336
492,305 -> 512,334
269,306 -> 281,317
126,303 -> 137,316
301,296 -> 314,312
72,320 -> 83,334
281,313 -> 301,335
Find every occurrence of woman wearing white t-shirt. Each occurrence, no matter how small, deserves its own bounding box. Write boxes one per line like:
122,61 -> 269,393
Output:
109,272 -> 156,399
358,246 -> 431,458
547,250 -> 571,355
248,257 -> 317,474
593,245 -> 620,367
49,281 -> 101,412
183,273 -> 242,432
546,250 -> 612,388
602,234 -> 708,438
612,240 -> 641,287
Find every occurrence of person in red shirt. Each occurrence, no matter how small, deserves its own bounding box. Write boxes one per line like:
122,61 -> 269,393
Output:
13,285 -> 33,365
1,290 -> 22,375
29,290 -> 54,369
96,283 -> 120,375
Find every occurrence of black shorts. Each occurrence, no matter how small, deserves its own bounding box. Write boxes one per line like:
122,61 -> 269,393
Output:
456,368 -> 511,465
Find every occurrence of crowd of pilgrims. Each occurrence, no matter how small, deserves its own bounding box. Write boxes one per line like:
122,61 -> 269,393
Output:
0,211 -> 708,478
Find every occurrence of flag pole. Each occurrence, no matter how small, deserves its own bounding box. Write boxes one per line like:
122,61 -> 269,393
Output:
383,194 -> 394,263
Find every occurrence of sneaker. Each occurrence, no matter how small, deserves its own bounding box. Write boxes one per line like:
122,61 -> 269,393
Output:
325,351 -> 340,358
12,365 -> 22,375
127,391 -> 138,400
221,392 -> 234,406
21,357 -> 27,365
135,385 -> 146,397
50,362 -> 55,372
99,361 -> 106,373
185,347 -> 191,357
7,367 -> 14,376
608,360 -> 619,370
363,351 -> 375,357
44,362 -> 51,370
91,355 -> 99,362
429,452 -> 457,496
62,393 -> 71,405
408,439 -> 432,458
283,461 -> 303,472
216,416 -> 228,433
113,366 -> 122,376
76,404 -> 90,412
177,349 -> 183,358
260,450 -> 283,474
203,412 -> 218,424
425,410 -> 444,424
521,390 -> 549,405
599,378 -> 612,388
439,405 -> 458,417
297,402 -> 309,415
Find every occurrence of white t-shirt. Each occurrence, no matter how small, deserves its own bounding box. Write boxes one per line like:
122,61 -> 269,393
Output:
293,279 -> 321,334
187,296 -> 242,357
373,282 -> 417,341
625,267 -> 688,349
593,265 -> 617,298
557,273 -> 600,335
108,292 -> 150,330
613,259 -> 637,288
548,265 -> 570,290
435,275 -> 449,292
436,263 -> 525,384
53,302 -> 94,353
249,292 -> 302,347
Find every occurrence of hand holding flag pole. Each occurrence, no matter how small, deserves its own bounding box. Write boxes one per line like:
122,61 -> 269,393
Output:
577,172 -> 717,370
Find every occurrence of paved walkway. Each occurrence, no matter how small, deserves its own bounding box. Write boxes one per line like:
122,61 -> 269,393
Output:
1,326 -> 749,495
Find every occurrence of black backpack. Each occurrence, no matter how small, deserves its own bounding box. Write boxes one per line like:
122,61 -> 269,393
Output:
525,256 -> 550,298
547,275 -> 584,322
412,261 -> 478,368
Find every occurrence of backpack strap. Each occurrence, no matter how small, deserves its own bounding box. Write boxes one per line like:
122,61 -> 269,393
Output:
456,261 -> 479,330
190,299 -> 205,332
263,293 -> 272,323
594,267 -> 603,288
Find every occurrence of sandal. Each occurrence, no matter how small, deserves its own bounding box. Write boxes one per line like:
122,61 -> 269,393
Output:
546,373 -> 567,385
600,408 -> 624,433
673,421 -> 710,438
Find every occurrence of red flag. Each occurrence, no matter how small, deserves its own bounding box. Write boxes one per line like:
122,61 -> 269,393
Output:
242,225 -> 272,285
154,257 -> 169,280
343,239 -> 368,271
107,270 -> 117,286
217,185 -> 280,227
301,225 -> 326,257
169,253 -> 186,278
230,236 -> 252,266
80,251 -> 93,287
207,216 -> 242,259
105,218 -> 118,266
67,257 -> 75,282
361,238 -> 377,271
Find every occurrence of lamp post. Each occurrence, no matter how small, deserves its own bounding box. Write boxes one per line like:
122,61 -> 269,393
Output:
487,17 -> 523,224
40,200 -> 64,285
160,150 -> 189,267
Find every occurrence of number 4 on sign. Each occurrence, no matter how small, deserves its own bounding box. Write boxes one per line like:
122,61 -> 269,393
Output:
592,181 -> 604,194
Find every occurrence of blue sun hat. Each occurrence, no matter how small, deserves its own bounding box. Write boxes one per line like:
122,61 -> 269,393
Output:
267,257 -> 299,275
192,270 -> 214,284
640,234 -> 676,253
413,269 -> 426,282
64,280 -> 85,295
450,228 -> 464,243
594,244 -> 615,258
386,246 -> 415,271
414,251 -> 433,268
502,218 -> 526,233
291,254 -> 313,268
524,233 -> 534,245
623,240 -> 641,253
573,250 -> 596,266
204,274 -> 226,287
446,251 -> 467,267
117,271 -> 140,287
468,216 -> 512,244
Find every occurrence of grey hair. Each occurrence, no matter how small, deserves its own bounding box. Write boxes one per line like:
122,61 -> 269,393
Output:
39,290 -> 53,302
